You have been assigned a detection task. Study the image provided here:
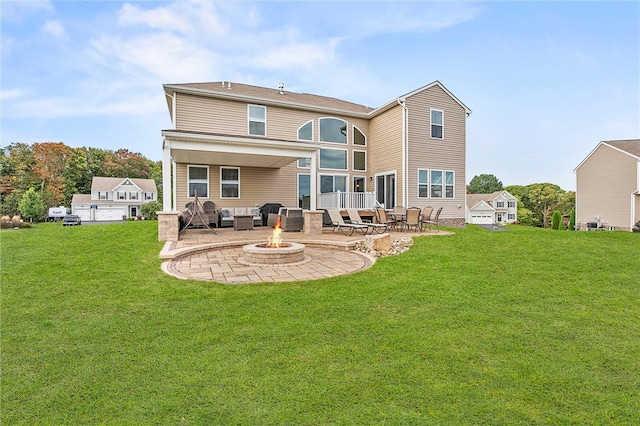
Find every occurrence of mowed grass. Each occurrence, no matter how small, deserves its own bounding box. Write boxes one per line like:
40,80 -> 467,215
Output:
1,221 -> 638,424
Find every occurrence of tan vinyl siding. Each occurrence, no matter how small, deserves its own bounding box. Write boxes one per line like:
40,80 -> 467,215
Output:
368,105 -> 403,203
176,162 -> 299,210
576,145 -> 637,230
176,93 -> 370,145
404,85 -> 466,218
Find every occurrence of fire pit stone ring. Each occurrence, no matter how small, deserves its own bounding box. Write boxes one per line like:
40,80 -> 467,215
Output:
240,242 -> 308,265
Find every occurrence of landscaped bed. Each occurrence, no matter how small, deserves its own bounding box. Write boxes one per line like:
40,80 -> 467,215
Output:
2,221 -> 638,424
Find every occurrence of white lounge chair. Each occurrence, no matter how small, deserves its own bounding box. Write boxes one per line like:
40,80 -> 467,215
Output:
346,209 -> 387,234
326,209 -> 370,236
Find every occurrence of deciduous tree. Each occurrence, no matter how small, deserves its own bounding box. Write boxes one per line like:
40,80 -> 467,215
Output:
18,188 -> 45,222
468,174 -> 503,194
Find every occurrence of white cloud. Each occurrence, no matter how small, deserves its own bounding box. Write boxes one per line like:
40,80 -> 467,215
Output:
42,19 -> 66,39
0,0 -> 53,23
0,88 -> 31,100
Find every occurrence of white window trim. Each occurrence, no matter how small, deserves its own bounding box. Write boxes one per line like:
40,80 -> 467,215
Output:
445,170 -> 455,199
319,117 -> 348,145
129,192 -> 139,200
220,166 -> 240,199
144,192 -> 154,201
248,104 -> 266,137
117,191 -> 126,200
297,173 -> 311,206
418,168 -> 429,199
430,169 -> 444,199
319,147 -> 348,171
352,125 -> 367,146
353,175 -> 367,192
187,164 -> 209,199
318,173 -> 350,193
99,191 -> 108,200
297,120 -> 314,142
430,108 -> 444,140
352,149 -> 367,172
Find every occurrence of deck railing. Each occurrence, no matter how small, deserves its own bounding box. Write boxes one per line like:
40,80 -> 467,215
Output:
317,191 -> 376,210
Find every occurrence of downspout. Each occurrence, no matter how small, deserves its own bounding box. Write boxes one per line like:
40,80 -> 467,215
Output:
397,98 -> 408,207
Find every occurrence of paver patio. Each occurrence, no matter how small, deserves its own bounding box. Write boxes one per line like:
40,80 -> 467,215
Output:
160,225 -> 449,284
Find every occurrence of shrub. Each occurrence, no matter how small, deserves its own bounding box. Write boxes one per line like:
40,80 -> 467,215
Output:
140,201 -> 162,220
551,210 -> 561,230
569,208 -> 576,231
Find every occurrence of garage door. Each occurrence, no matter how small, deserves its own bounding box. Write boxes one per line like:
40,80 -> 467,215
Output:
471,215 -> 493,224
95,208 -> 127,221
75,208 -> 91,221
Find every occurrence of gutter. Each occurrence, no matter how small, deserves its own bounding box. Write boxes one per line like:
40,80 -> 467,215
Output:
397,98 -> 408,207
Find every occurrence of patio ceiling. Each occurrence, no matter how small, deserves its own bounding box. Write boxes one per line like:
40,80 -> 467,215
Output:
162,130 -> 321,168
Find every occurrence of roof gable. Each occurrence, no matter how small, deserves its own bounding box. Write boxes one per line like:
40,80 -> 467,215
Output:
91,177 -> 157,192
574,139 -> 640,172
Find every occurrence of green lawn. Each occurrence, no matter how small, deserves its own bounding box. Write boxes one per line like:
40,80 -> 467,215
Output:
2,221 -> 639,424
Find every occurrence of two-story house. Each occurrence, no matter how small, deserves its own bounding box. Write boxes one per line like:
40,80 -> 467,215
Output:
574,139 -> 640,231
71,177 -> 158,221
466,191 -> 518,225
159,81 -> 471,240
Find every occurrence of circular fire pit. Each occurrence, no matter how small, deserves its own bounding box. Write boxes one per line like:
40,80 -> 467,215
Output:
242,242 -> 306,265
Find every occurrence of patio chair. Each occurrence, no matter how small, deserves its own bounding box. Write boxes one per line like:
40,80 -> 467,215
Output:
375,207 -> 397,230
419,206 -> 433,231
281,208 -> 304,232
326,209 -> 370,236
404,207 -> 421,232
423,207 -> 442,233
346,209 -> 387,234
203,201 -> 218,227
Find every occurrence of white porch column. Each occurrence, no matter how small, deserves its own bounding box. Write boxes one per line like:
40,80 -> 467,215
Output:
162,138 -> 173,211
310,152 -> 317,210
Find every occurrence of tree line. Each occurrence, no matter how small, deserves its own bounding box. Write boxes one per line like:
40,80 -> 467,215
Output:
468,173 -> 575,228
0,142 -> 162,219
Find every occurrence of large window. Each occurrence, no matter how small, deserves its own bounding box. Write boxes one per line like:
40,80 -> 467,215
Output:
353,126 -> 366,146
418,169 -> 429,198
319,148 -> 347,170
220,167 -> 239,198
319,118 -> 347,144
298,120 -> 313,141
353,150 -> 366,171
248,105 -> 266,136
188,165 -> 208,198
320,174 -> 347,193
430,170 -> 443,198
431,109 -> 443,139
445,170 -> 454,198
353,176 -> 365,193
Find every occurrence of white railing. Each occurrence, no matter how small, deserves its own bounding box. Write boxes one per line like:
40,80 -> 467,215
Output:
317,191 -> 376,210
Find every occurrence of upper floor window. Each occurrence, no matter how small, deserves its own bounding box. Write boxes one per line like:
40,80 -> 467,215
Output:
129,192 -> 139,200
248,105 -> 266,136
353,150 -> 366,171
188,165 -> 208,198
298,120 -> 313,141
496,201 -> 505,208
418,169 -> 429,198
431,109 -> 443,139
353,126 -> 366,146
319,148 -> 347,170
117,191 -> 126,200
319,118 -> 347,144
220,167 -> 240,198
144,192 -> 154,201
445,170 -> 454,198
98,191 -> 108,200
508,201 -> 516,208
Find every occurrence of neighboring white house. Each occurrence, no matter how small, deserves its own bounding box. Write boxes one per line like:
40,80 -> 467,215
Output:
466,190 -> 518,225
71,177 -> 158,221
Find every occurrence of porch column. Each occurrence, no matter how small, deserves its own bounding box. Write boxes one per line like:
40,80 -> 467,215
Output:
310,152 -> 317,210
161,138 -> 173,211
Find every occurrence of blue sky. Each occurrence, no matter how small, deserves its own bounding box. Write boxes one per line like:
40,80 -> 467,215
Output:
2,0 -> 638,191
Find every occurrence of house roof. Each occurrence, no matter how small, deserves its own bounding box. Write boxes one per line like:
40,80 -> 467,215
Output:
164,81 -> 376,117
574,139 -> 640,172
164,80 -> 471,119
91,177 -> 157,192
466,191 -> 514,209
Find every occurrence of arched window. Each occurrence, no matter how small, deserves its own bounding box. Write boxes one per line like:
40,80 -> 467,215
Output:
319,118 -> 347,144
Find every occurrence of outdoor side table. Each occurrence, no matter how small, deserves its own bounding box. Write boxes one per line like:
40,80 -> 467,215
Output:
234,214 -> 254,231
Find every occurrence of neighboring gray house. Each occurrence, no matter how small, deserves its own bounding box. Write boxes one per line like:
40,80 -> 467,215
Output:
466,190 -> 518,225
574,139 -> 640,231
71,177 -> 158,221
